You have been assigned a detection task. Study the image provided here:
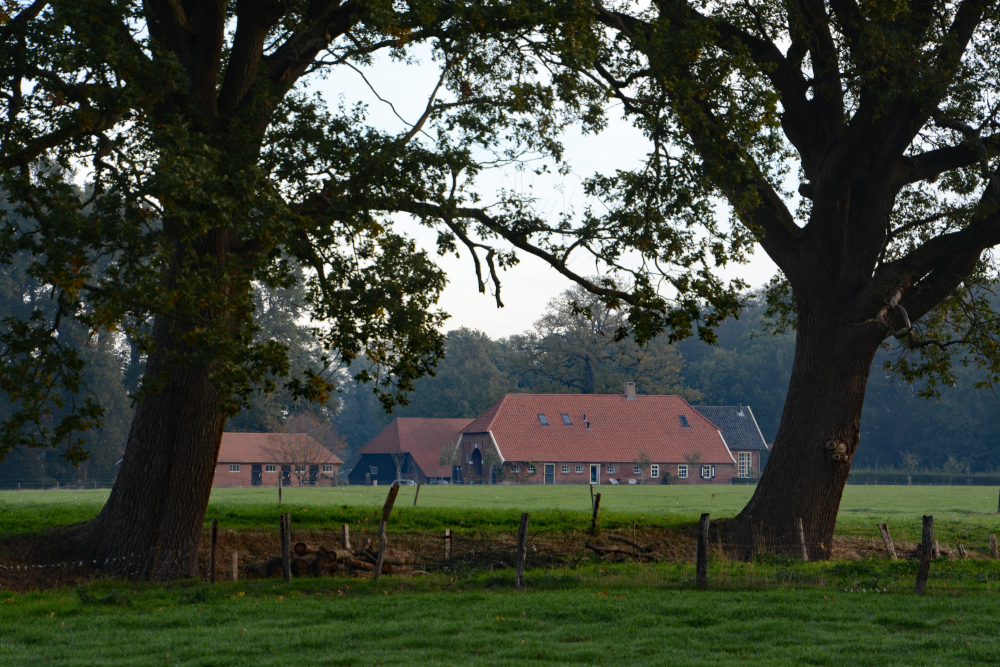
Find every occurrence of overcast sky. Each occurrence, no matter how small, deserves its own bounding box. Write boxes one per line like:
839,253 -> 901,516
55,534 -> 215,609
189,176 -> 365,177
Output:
311,51 -> 780,339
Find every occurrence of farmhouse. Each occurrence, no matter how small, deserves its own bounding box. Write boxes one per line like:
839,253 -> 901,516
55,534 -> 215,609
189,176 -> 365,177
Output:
693,405 -> 770,480
212,432 -> 343,488
457,384 -> 736,485
349,418 -> 471,485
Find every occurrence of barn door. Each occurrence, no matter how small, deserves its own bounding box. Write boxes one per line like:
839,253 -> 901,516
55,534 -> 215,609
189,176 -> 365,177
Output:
544,464 -> 555,485
251,464 -> 262,487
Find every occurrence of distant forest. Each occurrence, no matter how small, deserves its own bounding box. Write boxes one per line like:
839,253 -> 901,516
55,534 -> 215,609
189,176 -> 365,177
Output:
2,262 -> 997,486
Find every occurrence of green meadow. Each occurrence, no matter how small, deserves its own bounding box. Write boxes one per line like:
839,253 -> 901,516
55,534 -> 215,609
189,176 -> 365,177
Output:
2,484 -> 998,548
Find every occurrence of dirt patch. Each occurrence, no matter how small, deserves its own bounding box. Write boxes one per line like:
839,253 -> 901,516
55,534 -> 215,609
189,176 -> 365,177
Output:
0,523 -> 977,593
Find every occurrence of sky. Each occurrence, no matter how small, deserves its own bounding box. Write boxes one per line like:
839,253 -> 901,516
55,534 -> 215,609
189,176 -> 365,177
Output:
311,49 -> 780,339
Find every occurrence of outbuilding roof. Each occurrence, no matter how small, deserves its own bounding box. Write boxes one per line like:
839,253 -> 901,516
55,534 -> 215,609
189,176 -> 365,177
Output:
462,394 -> 733,464
217,433 -> 343,465
693,406 -> 769,451
356,418 -> 472,478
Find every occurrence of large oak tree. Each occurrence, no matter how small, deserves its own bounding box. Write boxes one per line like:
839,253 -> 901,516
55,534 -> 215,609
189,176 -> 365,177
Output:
434,0 -> 1000,556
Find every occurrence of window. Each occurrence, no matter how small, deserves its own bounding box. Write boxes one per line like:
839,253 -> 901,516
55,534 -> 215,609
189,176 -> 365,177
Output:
511,465 -> 520,473
634,466 -> 642,475
295,465 -> 305,473
679,415 -> 691,427
651,465 -> 659,479
229,464 -> 240,473
561,414 -> 572,425
678,465 -> 688,479
538,414 -> 549,425
575,465 -> 584,474
370,466 -> 378,475
701,465 -> 712,479
738,452 -> 752,478
322,464 -> 334,473
561,465 -> 570,474
265,464 -> 276,473
606,465 -> 616,474
527,465 -> 536,474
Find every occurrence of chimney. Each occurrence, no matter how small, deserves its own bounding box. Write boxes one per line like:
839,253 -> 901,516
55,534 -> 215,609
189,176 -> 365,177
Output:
624,382 -> 636,400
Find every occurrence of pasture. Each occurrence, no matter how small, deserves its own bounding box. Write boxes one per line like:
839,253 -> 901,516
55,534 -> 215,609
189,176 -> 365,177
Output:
2,484 -> 998,548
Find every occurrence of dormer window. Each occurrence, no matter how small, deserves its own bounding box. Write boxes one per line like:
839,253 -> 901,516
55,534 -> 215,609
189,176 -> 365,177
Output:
679,415 -> 691,427
538,414 -> 549,425
562,414 -> 571,425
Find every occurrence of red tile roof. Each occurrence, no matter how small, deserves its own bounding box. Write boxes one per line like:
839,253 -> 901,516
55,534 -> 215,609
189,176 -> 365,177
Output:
462,394 -> 734,464
358,418 -> 472,477
217,433 -> 343,465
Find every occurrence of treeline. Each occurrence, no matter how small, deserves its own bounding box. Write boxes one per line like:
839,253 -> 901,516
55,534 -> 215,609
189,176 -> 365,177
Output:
2,268 -> 998,486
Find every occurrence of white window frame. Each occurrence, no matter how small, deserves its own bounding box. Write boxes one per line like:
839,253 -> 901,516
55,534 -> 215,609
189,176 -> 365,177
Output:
370,466 -> 378,475
678,465 -> 688,479
651,465 -> 659,479
511,465 -> 520,473
738,452 -> 752,478
322,464 -> 334,473
701,465 -> 712,479
561,465 -> 570,474
606,465 -> 616,474
575,465 -> 584,474
229,464 -> 240,473
265,464 -> 277,473
633,466 -> 642,475
527,465 -> 536,474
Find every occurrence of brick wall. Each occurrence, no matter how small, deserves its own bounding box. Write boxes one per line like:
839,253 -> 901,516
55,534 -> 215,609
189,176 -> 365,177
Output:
212,462 -> 339,487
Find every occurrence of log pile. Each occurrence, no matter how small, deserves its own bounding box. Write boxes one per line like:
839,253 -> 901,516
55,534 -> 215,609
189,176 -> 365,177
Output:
245,542 -> 415,579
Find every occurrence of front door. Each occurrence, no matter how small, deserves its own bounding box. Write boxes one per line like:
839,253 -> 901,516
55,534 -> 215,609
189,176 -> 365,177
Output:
251,464 -> 262,487
590,464 -> 599,484
544,464 -> 555,484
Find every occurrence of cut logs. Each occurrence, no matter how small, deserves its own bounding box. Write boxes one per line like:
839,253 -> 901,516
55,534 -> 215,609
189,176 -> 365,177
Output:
245,543 -> 415,579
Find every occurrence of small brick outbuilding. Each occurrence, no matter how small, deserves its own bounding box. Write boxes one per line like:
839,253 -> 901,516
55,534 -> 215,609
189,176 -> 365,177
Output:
212,432 -> 343,488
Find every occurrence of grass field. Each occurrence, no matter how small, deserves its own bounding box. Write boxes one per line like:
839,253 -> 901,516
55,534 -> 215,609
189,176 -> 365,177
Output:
3,484 -> 998,548
3,487 -> 1000,665
3,564 -> 1000,666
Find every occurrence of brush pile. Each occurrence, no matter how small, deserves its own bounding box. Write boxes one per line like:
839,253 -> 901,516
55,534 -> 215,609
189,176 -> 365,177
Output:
245,541 -> 414,579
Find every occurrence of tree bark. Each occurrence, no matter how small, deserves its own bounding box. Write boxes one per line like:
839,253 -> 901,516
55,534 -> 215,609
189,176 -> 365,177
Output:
79,306 -> 233,578
732,303 -> 882,559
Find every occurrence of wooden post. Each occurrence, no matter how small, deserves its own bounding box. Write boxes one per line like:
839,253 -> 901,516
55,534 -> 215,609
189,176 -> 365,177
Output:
932,539 -> 942,559
588,493 -> 602,536
443,529 -> 452,559
589,484 -> 594,510
797,518 -> 808,562
990,533 -> 998,559
696,513 -> 710,591
210,518 -> 218,583
280,514 -> 291,582
878,523 -> 897,561
632,519 -> 636,545
342,524 -> 351,551
914,515 -> 933,594
413,482 -> 421,506
278,474 -> 282,504
366,472 -> 371,486
958,543 -> 968,559
232,552 -> 238,581
372,482 -> 401,582
515,512 -> 530,589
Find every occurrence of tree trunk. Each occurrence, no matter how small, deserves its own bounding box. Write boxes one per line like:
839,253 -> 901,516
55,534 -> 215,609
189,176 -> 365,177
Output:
79,310 -> 231,579
732,305 -> 881,559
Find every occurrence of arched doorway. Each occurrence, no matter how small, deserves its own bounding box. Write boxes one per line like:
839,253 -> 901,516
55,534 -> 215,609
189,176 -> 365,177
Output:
471,448 -> 483,481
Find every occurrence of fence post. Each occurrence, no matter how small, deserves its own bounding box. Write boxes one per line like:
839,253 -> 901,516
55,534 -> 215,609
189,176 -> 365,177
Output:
990,534 -> 998,559
232,552 -> 238,581
342,524 -> 351,551
210,518 -> 218,583
280,514 -> 291,582
443,529 -> 452,559
373,482 -> 401,582
413,482 -> 421,506
797,518 -> 808,562
515,512 -> 530,589
589,493 -> 602,536
914,515 -> 933,594
590,484 -> 594,510
878,523 -> 897,561
696,513 -> 710,590
278,475 -> 282,505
